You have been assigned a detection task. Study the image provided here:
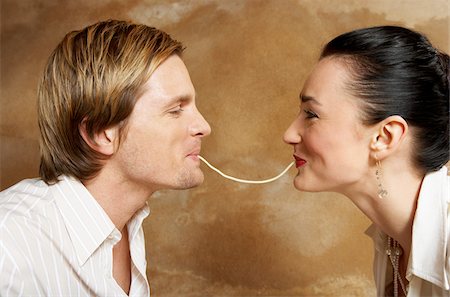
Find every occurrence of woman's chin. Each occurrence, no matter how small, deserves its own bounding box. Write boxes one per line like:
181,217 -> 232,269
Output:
293,176 -> 320,193
293,178 -> 307,191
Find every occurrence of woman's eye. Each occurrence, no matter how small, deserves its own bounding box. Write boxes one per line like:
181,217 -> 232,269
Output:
304,109 -> 318,119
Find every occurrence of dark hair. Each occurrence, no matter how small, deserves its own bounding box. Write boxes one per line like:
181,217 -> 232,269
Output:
321,26 -> 449,173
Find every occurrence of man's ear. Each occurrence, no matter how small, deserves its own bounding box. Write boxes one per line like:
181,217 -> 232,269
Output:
369,115 -> 408,160
79,119 -> 118,156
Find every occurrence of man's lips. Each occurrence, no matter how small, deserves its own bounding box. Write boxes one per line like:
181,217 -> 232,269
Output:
187,148 -> 201,160
293,155 -> 306,168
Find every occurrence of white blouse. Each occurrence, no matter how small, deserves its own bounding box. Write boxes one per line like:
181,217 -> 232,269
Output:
366,166 -> 450,297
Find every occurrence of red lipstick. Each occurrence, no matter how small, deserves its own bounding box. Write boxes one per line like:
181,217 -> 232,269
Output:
293,155 -> 306,168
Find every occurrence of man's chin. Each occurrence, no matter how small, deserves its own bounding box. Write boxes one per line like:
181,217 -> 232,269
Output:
175,171 -> 204,189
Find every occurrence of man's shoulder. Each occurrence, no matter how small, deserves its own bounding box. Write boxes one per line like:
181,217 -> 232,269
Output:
0,178 -> 54,224
1,178 -> 50,198
0,179 -> 68,264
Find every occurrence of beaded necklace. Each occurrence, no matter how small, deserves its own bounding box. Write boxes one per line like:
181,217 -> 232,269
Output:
386,236 -> 408,297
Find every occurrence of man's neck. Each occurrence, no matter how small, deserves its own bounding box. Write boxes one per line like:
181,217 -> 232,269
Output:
82,170 -> 153,231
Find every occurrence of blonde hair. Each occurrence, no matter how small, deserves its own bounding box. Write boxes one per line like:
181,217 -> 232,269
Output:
38,20 -> 184,184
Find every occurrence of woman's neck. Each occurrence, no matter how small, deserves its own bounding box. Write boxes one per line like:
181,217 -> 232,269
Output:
344,165 -> 424,259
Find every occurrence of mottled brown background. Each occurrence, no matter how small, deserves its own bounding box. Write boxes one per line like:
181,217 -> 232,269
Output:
1,0 -> 449,296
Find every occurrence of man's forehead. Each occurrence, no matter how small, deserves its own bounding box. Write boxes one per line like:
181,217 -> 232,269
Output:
137,83 -> 196,109
136,55 -> 195,107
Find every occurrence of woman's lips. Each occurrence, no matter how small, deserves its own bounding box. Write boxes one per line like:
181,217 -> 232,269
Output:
293,155 -> 306,168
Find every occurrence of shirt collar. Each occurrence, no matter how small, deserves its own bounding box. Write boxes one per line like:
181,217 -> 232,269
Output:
365,166 -> 449,289
409,166 -> 449,289
52,175 -> 116,266
129,203 -> 150,240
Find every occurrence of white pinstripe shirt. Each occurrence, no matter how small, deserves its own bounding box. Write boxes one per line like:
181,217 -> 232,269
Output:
0,176 -> 150,297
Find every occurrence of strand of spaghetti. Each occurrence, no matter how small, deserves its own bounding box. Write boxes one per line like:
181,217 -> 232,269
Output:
199,156 -> 295,184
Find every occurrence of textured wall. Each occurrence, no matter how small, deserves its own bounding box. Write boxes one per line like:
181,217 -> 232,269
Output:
1,0 -> 448,296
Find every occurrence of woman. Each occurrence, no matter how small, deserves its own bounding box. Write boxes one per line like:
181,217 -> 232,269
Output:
284,26 -> 449,297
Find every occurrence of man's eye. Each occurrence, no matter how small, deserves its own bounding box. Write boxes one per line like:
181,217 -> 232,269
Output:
304,109 -> 318,119
169,107 -> 184,116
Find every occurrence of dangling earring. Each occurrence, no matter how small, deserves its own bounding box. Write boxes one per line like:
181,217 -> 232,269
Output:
375,155 -> 388,199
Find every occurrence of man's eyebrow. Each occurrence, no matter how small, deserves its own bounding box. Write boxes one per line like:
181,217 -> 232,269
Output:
162,93 -> 194,108
299,94 -> 322,106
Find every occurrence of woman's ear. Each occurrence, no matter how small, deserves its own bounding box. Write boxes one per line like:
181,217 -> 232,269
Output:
79,119 -> 118,156
369,115 -> 408,159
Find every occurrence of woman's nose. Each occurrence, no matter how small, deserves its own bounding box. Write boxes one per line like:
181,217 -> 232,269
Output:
283,120 -> 301,145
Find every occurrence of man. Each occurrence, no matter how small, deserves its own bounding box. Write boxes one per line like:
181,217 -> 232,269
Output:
0,20 -> 211,296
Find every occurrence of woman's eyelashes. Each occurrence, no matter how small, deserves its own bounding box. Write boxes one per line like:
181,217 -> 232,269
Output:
303,109 -> 318,119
